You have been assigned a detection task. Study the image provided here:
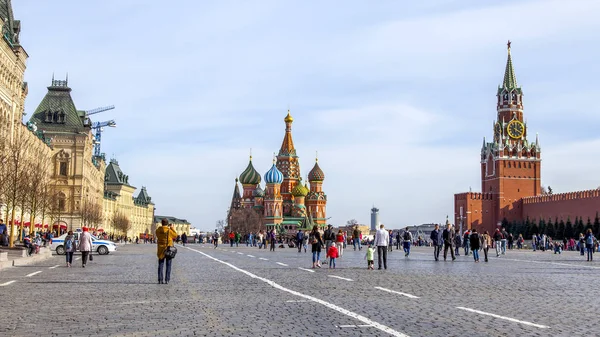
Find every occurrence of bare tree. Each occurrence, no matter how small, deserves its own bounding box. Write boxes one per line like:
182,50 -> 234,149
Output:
112,212 -> 131,236
3,130 -> 33,247
228,208 -> 262,234
79,198 -> 102,229
346,219 -> 358,227
216,219 -> 225,234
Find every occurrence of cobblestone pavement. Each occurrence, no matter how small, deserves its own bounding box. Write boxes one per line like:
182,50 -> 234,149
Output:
0,243 -> 596,336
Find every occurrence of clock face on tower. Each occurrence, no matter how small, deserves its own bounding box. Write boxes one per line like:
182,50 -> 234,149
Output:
507,120 -> 525,139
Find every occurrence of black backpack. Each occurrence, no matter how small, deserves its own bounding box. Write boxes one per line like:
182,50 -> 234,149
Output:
403,231 -> 411,241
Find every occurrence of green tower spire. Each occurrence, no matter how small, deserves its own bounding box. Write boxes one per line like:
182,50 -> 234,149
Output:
502,40 -> 518,90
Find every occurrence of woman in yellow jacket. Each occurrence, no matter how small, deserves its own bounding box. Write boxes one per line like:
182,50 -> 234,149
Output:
156,218 -> 178,284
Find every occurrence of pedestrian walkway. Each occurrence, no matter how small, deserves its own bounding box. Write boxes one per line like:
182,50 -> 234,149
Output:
0,246 -> 52,270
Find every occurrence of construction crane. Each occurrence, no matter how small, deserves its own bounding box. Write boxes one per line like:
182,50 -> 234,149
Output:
82,105 -> 115,127
85,105 -> 115,116
91,120 -> 116,157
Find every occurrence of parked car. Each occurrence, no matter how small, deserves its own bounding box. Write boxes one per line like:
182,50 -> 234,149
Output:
51,232 -> 117,255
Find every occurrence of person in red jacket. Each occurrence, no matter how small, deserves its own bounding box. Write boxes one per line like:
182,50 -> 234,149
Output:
335,230 -> 345,258
327,245 -> 339,269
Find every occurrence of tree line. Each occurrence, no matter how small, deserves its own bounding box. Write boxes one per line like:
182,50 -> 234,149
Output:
502,214 -> 600,240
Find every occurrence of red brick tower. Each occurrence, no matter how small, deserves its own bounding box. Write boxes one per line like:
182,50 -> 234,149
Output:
276,110 -> 301,217
481,41 -> 542,224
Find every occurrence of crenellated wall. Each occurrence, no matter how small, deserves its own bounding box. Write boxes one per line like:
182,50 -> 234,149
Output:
454,192 -> 497,233
523,189 -> 600,221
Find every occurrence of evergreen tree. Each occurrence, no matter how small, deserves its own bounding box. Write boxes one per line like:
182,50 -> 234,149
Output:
564,217 -> 573,239
538,219 -> 546,237
574,216 -> 585,237
558,219 -> 566,239
502,218 -> 509,229
530,219 -> 539,239
545,219 -> 556,239
593,212 -> 600,237
524,216 -> 532,239
510,220 -> 518,236
586,217 -> 593,231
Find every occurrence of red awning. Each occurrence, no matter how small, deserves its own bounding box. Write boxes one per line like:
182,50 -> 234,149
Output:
24,222 -> 31,227
52,224 -> 67,229
35,223 -> 42,228
97,228 -> 104,232
43,224 -> 49,228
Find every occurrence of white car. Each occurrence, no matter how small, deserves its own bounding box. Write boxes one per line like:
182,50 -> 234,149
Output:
51,232 -> 117,255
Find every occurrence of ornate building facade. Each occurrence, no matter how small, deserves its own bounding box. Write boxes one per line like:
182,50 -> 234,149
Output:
228,111 -> 327,233
0,0 -> 161,240
454,42 -> 600,234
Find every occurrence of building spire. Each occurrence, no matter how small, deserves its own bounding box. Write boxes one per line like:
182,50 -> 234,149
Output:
279,110 -> 296,156
503,40 -> 518,90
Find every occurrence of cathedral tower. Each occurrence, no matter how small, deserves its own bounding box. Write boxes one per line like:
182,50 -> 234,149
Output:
238,156 -> 261,209
276,111 -> 301,217
306,158 -> 327,226
263,160 -> 284,229
481,41 -> 541,223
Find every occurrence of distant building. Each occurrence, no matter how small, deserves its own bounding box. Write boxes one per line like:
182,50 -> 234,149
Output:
154,215 -> 191,236
370,206 -> 380,231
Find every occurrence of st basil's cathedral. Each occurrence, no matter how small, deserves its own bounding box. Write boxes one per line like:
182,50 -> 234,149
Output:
228,111 -> 327,233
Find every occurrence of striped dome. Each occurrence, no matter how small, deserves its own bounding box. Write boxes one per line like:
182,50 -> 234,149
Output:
239,158 -> 261,185
291,181 -> 309,197
308,161 -> 325,181
252,185 -> 265,197
264,163 -> 284,184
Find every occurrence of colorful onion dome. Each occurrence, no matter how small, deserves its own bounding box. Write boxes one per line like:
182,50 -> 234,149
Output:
284,110 -> 294,123
291,180 -> 309,197
239,157 -> 261,185
264,162 -> 284,184
308,160 -> 325,181
252,185 -> 265,197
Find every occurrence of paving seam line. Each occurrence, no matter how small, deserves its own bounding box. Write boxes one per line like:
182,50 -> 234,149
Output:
185,246 -> 409,337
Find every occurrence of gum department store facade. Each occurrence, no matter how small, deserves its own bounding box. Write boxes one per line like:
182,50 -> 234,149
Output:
454,42 -> 600,234
0,1 -> 189,239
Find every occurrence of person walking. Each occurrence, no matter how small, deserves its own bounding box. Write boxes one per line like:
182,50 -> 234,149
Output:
481,231 -> 492,262
395,231 -> 401,250
335,230 -> 344,258
323,225 -> 335,261
501,228 -> 508,254
584,229 -> 594,261
579,233 -> 585,256
493,228 -> 503,257
463,230 -> 470,256
442,223 -> 456,261
430,224 -> 442,261
78,227 -> 93,268
181,232 -> 187,247
453,229 -> 462,256
310,225 -> 323,268
352,226 -> 362,251
64,230 -> 75,267
327,244 -> 339,269
470,228 -> 480,262
156,218 -> 177,284
388,230 -> 394,252
364,244 -> 375,270
212,230 -> 219,248
296,230 -> 304,253
403,227 -> 413,257
269,229 -> 276,251
374,224 -> 389,270
302,231 -> 309,253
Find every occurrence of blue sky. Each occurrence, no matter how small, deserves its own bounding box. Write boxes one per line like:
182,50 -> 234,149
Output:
14,0 -> 600,230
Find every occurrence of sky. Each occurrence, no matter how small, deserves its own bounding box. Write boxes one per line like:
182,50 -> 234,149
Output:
13,0 -> 600,230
